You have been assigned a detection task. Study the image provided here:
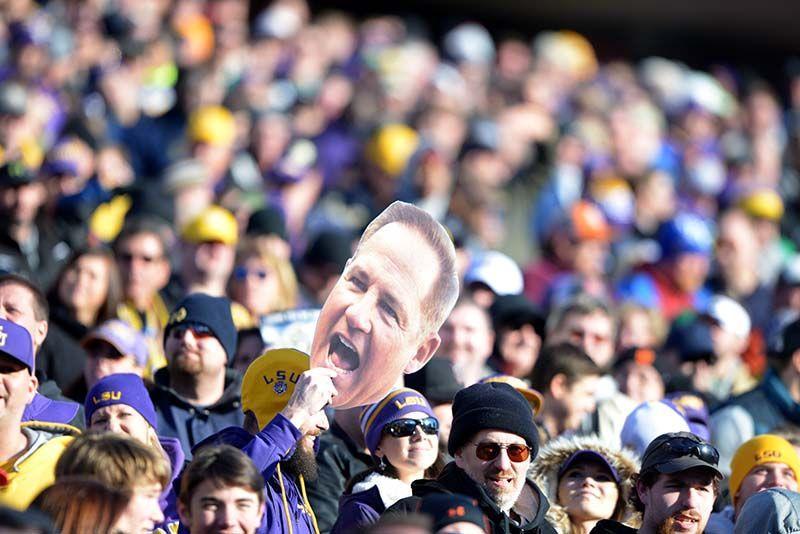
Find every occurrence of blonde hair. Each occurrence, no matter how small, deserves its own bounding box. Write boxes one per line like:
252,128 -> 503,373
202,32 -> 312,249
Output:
233,237 -> 299,313
56,432 -> 171,490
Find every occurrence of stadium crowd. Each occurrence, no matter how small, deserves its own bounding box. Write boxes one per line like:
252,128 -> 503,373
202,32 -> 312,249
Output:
2,0 -> 800,532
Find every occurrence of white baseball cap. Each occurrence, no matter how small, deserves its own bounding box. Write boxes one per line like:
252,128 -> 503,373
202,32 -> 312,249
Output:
705,295 -> 751,339
463,251 -> 523,296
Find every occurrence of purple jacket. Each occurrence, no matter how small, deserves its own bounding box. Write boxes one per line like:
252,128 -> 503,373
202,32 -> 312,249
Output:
158,436 -> 185,532
188,414 -> 317,534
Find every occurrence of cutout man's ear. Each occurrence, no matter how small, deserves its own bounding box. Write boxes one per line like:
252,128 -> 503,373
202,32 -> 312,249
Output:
403,333 -> 441,375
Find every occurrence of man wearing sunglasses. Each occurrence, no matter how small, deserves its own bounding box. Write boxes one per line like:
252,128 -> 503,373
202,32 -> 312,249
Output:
593,431 -> 722,534
387,381 -> 557,533
151,292 -> 242,456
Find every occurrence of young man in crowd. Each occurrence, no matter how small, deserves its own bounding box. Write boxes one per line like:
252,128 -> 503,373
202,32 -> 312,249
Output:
545,294 -> 638,441
545,293 -> 616,370
0,318 -> 75,510
437,295 -> 495,386
713,316 -> 800,473
593,431 -> 722,534
194,348 -> 336,533
0,273 -> 82,426
706,434 -> 800,533
150,292 -> 242,455
387,381 -> 557,533
178,445 -> 266,534
113,215 -> 174,374
529,343 -> 602,440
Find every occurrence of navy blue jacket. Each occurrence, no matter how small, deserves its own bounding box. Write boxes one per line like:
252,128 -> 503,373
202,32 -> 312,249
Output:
150,368 -> 244,457
330,484 -> 384,534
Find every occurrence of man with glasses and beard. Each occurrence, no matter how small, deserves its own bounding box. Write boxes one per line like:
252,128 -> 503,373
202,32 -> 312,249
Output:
387,381 -> 557,533
592,432 -> 722,534
194,348 -> 336,534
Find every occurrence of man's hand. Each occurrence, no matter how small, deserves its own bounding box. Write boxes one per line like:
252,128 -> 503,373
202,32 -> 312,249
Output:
280,368 -> 338,430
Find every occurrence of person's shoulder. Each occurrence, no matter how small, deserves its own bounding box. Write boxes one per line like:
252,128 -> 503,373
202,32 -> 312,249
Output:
590,519 -> 638,533
382,494 -> 423,518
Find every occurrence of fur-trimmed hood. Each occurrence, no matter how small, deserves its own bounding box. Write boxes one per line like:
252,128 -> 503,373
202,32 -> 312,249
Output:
529,434 -> 641,534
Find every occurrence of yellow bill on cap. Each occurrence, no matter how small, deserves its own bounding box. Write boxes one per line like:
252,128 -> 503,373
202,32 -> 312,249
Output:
241,348 -> 310,429
480,375 -> 544,416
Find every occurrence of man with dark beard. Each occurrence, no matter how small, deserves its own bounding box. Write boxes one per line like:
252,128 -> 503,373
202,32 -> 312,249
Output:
592,432 -> 721,534
193,348 -> 336,534
151,293 -> 242,456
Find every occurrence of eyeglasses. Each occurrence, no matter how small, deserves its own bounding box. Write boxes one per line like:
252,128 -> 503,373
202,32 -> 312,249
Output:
471,442 -> 532,463
170,323 -> 215,340
233,266 -> 270,281
654,437 -> 719,467
383,417 -> 439,438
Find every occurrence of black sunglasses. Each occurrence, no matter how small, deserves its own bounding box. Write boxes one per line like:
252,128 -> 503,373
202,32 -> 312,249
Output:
656,437 -> 719,466
383,417 -> 439,438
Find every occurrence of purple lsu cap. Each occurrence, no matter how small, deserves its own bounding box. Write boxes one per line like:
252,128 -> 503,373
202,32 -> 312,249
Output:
81,320 -> 149,368
0,318 -> 34,372
85,373 -> 158,430
558,449 -> 621,483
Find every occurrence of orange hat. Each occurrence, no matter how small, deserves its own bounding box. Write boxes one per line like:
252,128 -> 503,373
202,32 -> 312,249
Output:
174,13 -> 215,64
569,200 -> 611,241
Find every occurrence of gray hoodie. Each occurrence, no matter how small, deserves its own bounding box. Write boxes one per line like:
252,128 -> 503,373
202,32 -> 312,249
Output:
734,488 -> 800,534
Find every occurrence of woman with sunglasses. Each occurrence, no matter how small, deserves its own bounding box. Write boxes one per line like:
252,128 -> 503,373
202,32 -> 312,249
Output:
331,388 -> 444,534
229,238 -> 299,324
530,435 -> 641,534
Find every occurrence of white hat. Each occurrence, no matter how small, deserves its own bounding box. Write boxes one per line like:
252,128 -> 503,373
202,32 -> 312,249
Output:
620,400 -> 690,457
463,251 -> 523,297
706,295 -> 751,339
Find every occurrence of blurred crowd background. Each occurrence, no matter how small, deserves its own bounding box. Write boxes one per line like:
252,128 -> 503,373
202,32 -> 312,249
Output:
4,0 -> 800,414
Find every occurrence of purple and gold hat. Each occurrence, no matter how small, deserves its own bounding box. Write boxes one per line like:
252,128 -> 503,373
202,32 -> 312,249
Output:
360,388 -> 436,456
0,318 -> 34,372
85,373 -> 157,430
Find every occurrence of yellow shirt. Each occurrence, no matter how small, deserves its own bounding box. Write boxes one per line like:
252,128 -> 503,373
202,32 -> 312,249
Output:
0,428 -> 74,510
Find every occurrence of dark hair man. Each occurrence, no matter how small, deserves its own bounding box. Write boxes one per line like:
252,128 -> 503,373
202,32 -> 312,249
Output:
178,445 -> 266,534
593,431 -> 722,534
529,343 -> 602,440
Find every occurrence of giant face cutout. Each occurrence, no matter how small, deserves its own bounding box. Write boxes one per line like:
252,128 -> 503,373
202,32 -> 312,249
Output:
310,204 -> 451,408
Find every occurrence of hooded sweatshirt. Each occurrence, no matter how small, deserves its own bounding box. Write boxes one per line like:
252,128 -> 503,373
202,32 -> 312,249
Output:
150,367 -> 244,457
529,434 -> 641,533
0,422 -> 79,510
734,487 -> 800,534
386,462 -> 557,534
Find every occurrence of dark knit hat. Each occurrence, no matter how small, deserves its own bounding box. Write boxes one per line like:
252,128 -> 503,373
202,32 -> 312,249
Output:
448,381 -> 539,457
85,373 -> 158,430
164,293 -> 237,360
246,205 -> 287,240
